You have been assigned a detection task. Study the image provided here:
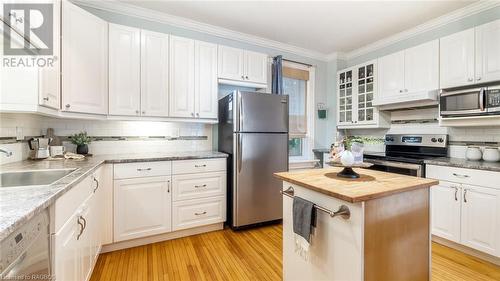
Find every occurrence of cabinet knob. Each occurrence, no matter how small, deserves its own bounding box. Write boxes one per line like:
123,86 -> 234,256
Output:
241,75 -> 245,79
142,111 -> 145,115
196,113 -> 199,117
136,110 -> 140,114
65,104 -> 70,108
43,97 -> 49,101
191,112 -> 195,116
245,75 -> 249,79
477,77 -> 482,81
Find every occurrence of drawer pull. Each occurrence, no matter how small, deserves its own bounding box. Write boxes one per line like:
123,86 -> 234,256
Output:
453,173 -> 470,179
194,184 -> 207,188
453,186 -> 458,201
137,168 -> 152,172
464,189 -> 468,203
195,164 -> 207,168
195,211 -> 207,216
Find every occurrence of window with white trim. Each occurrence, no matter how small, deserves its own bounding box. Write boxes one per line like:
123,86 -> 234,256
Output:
283,62 -> 315,161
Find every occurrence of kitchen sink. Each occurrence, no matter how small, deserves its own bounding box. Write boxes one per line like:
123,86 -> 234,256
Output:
0,169 -> 76,188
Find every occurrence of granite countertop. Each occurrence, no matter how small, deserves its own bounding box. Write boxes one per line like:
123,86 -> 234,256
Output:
274,167 -> 438,203
0,151 -> 227,241
424,157 -> 500,172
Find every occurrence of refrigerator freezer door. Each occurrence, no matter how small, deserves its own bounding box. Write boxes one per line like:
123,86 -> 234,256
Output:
233,133 -> 288,227
235,91 -> 288,133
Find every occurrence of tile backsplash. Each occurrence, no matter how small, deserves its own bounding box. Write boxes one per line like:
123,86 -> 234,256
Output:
0,113 -> 213,164
344,107 -> 500,159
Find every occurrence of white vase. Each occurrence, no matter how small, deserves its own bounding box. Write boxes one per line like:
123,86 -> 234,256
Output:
341,150 -> 355,167
482,147 -> 500,162
466,146 -> 482,161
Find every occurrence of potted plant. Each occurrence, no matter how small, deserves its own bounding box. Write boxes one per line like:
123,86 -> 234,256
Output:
71,131 -> 92,155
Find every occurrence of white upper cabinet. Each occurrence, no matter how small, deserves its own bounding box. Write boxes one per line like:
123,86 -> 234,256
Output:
475,20 -> 500,84
61,1 -> 108,115
404,40 -> 439,94
169,36 -> 196,118
108,24 -> 141,116
461,184 -> 500,257
244,50 -> 268,84
218,46 -> 245,81
38,0 -> 61,110
141,30 -> 169,117
440,28 -> 475,88
218,46 -> 268,87
195,41 -> 218,119
378,51 -> 405,99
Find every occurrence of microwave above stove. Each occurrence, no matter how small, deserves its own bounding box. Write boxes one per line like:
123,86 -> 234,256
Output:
440,85 -> 500,118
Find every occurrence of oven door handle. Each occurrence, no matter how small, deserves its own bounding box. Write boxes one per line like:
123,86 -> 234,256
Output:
365,159 -> 423,176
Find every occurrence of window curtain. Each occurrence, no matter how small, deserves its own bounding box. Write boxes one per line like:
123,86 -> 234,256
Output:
272,55 -> 283,95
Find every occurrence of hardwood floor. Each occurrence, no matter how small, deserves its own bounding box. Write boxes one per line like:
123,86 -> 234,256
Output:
90,224 -> 500,281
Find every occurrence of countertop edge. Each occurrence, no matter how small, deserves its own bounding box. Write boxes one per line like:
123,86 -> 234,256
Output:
424,158 -> 500,173
0,152 -> 228,241
274,173 -> 438,203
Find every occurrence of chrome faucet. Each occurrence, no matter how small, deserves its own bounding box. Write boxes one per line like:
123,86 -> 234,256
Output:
0,149 -> 13,157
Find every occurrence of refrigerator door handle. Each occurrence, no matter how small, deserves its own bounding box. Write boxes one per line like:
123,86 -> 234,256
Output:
239,95 -> 243,131
237,134 -> 242,173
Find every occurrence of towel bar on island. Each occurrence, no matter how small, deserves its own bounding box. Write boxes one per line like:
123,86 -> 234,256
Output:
281,186 -> 351,220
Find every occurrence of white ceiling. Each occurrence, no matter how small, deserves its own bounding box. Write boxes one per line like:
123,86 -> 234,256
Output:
120,0 -> 475,56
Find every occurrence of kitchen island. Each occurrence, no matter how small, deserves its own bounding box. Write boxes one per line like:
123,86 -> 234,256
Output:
274,167 -> 438,281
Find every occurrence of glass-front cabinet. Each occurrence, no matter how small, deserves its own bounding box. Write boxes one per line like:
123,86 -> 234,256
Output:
337,61 -> 389,129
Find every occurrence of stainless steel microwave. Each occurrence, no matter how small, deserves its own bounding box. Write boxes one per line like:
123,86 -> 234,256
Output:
440,85 -> 500,117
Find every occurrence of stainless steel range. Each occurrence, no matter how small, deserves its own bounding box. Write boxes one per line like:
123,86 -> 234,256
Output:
363,134 -> 448,177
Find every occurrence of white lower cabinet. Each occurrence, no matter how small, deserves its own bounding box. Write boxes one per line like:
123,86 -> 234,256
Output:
431,181 -> 461,243
428,165 -> 500,257
461,184 -> 500,256
172,196 -> 226,231
114,176 -> 172,242
53,165 -> 110,281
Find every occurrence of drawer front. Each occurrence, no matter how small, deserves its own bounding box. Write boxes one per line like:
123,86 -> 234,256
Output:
172,158 -> 226,175
172,196 -> 226,231
54,173 -> 93,232
114,161 -> 171,179
173,172 -> 226,201
426,164 -> 500,189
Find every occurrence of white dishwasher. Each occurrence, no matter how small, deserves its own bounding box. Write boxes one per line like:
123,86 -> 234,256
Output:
0,210 -> 51,280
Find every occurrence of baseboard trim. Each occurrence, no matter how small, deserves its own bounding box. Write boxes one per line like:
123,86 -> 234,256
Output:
432,235 -> 500,266
101,223 -> 224,253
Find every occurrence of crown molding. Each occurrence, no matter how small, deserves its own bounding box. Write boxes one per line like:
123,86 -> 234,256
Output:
341,0 -> 500,61
75,0 -> 500,64
73,0 -> 329,62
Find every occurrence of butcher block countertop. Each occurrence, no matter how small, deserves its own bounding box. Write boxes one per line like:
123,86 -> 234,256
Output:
274,167 -> 438,203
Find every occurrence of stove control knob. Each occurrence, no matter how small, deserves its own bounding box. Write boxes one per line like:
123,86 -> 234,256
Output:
431,138 -> 437,143
385,137 -> 394,142
438,138 -> 444,143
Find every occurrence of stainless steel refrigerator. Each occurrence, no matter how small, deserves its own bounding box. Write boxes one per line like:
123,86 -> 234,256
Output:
219,91 -> 289,228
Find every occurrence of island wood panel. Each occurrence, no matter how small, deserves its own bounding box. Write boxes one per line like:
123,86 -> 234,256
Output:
274,167 -> 438,203
89,224 -> 500,281
364,188 -> 430,281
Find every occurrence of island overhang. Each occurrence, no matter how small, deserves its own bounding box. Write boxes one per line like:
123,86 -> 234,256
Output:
274,167 -> 438,203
